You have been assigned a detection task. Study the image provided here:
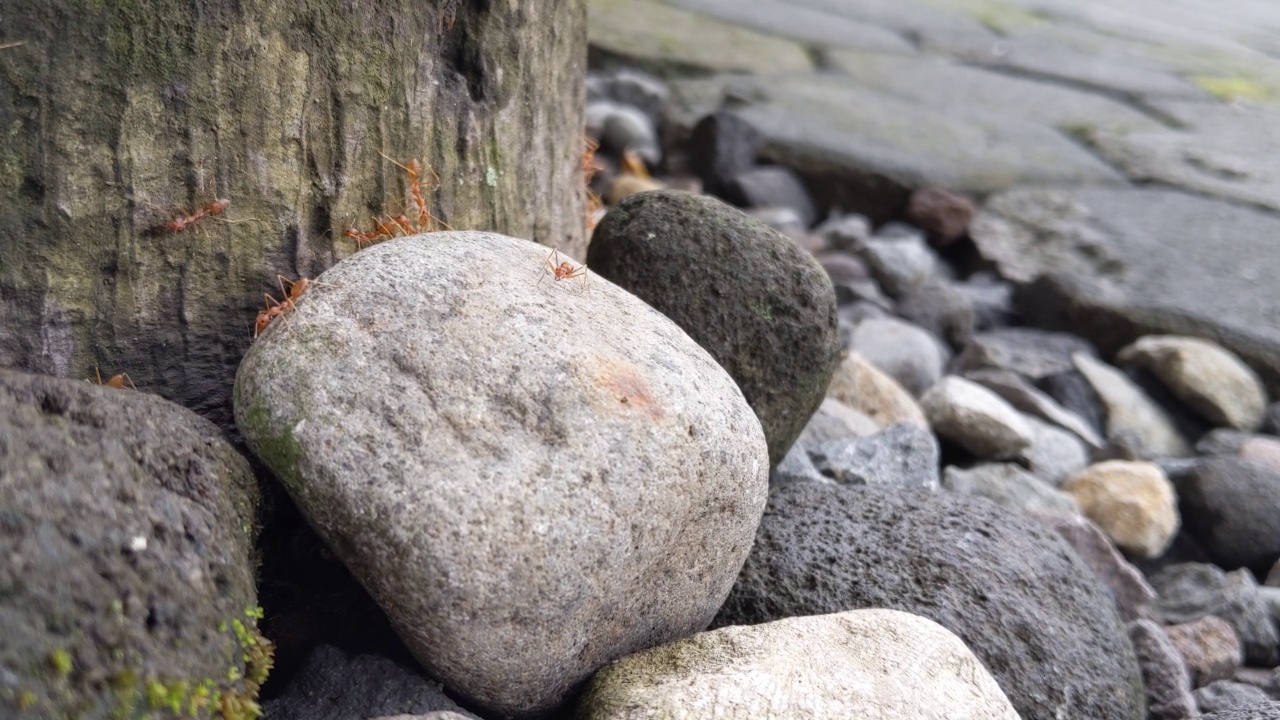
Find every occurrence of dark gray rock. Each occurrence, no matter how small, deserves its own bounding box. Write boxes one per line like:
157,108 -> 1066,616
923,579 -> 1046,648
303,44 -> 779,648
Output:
967,368 -> 1105,450
815,212 -> 872,252
814,251 -> 870,286
1176,457 -> 1280,573
1039,370 -> 1108,442
590,67 -> 669,127
944,464 -> 1080,518
723,165 -> 817,228
1196,681 -> 1273,715
689,111 -> 763,196
953,273 -> 1017,332
263,645 -> 479,720
1127,620 -> 1198,720
1265,402 -> 1280,436
894,279 -> 976,350
771,443 -> 830,487
988,187 -> 1280,397
1196,429 -> 1255,457
588,190 -> 841,466
601,105 -> 661,165
1200,700 -> 1280,720
810,423 -> 940,490
0,368 -> 264,718
954,328 -> 1097,381
858,234 -> 945,298
848,317 -> 946,397
1150,563 -> 1279,667
714,483 -> 1145,720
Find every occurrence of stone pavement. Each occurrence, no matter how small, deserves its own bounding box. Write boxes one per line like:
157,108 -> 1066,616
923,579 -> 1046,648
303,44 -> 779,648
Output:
587,0 -> 1280,393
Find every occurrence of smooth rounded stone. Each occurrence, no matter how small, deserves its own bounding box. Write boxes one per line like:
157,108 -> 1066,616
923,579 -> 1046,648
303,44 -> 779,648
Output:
601,103 -> 660,161
715,483 -> 1146,720
815,212 -> 872,252
967,368 -> 1105,449
588,190 -> 840,467
793,397 -> 881,452
236,232 -> 770,717
722,165 -> 818,228
894,278 -> 977,350
770,443 -> 831,487
1150,563 -> 1279,668
944,463 -> 1080,518
1176,457 -> 1280,572
1034,513 -> 1156,622
1164,616 -> 1243,688
826,353 -> 928,430
1257,585 -> 1280,625
858,235 -> 945,298
593,67 -> 669,126
849,317 -> 946,397
1063,461 -> 1179,559
920,376 -> 1034,459
1127,620 -> 1198,720
0,369 -> 265,718
585,99 -> 624,138
263,645 -> 480,720
1073,353 -> 1192,459
788,230 -> 827,255
577,609 -> 1020,720
1039,370 -> 1108,441
1201,701 -> 1280,719
689,110 -> 762,196
743,206 -> 807,235
834,277 -> 893,312
1118,335 -> 1268,431
810,424 -> 940,491
954,328 -> 1098,381
906,187 -> 976,247
1019,415 -> 1090,486
1241,436 -> 1280,474
1196,681 -> 1273,714
1196,429 -> 1255,456
813,251 -> 869,285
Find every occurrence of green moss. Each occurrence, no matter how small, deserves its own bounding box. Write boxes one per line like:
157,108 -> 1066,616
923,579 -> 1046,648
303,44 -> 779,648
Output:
972,2 -> 1045,34
17,690 -> 37,710
1192,75 -> 1272,102
49,648 -> 73,677
238,400 -> 304,491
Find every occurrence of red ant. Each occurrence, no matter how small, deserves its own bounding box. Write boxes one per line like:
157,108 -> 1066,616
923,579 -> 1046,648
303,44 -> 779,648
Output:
94,366 -> 136,390
345,154 -> 450,250
163,198 -> 230,233
253,276 -> 314,338
538,248 -> 589,291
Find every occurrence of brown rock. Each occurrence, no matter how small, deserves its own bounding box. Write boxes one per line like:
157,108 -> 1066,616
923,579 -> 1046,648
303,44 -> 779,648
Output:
906,187 -> 976,247
1063,461 -> 1180,559
1165,616 -> 1243,688
826,352 -> 928,430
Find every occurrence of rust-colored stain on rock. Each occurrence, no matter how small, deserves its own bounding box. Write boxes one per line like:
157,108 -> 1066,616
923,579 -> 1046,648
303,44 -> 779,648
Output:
595,358 -> 666,422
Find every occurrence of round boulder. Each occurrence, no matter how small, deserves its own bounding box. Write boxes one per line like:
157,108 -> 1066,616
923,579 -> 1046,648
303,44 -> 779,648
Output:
0,368 -> 265,718
587,190 -> 840,466
715,482 -> 1145,720
1177,457 -> 1280,573
234,232 -> 769,718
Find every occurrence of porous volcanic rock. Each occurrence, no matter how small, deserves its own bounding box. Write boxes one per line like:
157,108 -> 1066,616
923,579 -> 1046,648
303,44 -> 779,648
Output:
714,483 -> 1145,720
235,232 -> 769,718
587,190 -> 840,466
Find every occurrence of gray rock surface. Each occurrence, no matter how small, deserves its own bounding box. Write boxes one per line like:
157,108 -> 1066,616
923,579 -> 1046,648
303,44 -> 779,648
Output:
1035,514 -> 1156,622
770,443 -> 830,487
1127,619 -> 1198,720
1176,457 -> 1280,572
235,232 -> 769,718
858,234 -> 945,298
1019,415 -> 1090,486
920,376 -> 1034,459
955,328 -> 1097,381
1073,353 -> 1192,459
1196,681 -> 1273,715
1200,701 -> 1280,720
943,464 -> 1080,518
810,423 -> 940,490
689,111 -> 764,197
893,279 -> 976,350
263,645 -> 480,720
577,609 -> 1020,719
1119,335 -> 1268,431
722,165 -> 817,228
792,397 -> 880,452
1150,563 -> 1279,668
848,317 -> 945,397
968,368 -> 1105,449
0,368 -> 263,718
994,188 -> 1280,396
588,190 -> 840,467
715,483 -> 1146,720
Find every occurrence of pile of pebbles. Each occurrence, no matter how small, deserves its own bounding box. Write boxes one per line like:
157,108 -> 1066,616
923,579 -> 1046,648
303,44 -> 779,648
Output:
587,66 -> 1280,720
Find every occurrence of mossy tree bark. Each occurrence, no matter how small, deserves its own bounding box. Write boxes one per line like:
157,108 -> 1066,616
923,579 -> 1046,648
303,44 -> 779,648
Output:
0,0 -> 587,436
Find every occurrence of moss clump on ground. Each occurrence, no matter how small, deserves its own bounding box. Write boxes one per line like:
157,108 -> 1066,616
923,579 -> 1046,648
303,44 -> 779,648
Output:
1191,75 -> 1272,103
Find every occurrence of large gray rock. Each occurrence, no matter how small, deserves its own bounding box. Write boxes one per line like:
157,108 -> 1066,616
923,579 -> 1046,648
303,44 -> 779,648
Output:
235,232 -> 769,718
263,645 -> 480,720
1176,457 -> 1280,573
715,483 -> 1146,720
1035,514 -> 1156,622
986,188 -> 1280,396
1196,681 -> 1274,715
810,423 -> 940,490
576,609 -> 1020,719
588,191 -> 840,467
0,368 -> 265,718
954,328 -> 1097,381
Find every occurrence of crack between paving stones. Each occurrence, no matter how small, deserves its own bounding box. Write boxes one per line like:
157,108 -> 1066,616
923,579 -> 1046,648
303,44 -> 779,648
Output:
955,61 -> 1188,130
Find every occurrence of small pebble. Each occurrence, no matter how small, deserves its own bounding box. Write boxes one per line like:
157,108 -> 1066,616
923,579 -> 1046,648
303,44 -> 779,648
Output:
920,376 -> 1033,459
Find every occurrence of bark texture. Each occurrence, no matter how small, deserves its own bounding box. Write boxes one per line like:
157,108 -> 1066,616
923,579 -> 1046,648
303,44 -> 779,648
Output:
0,0 -> 587,436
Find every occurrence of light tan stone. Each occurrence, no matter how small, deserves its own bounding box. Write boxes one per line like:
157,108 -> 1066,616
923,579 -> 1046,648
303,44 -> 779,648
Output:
1063,461 -> 1180,559
826,352 -> 928,430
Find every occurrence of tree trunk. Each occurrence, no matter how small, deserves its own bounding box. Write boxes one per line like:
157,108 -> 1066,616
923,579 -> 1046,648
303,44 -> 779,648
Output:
0,0 -> 587,436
